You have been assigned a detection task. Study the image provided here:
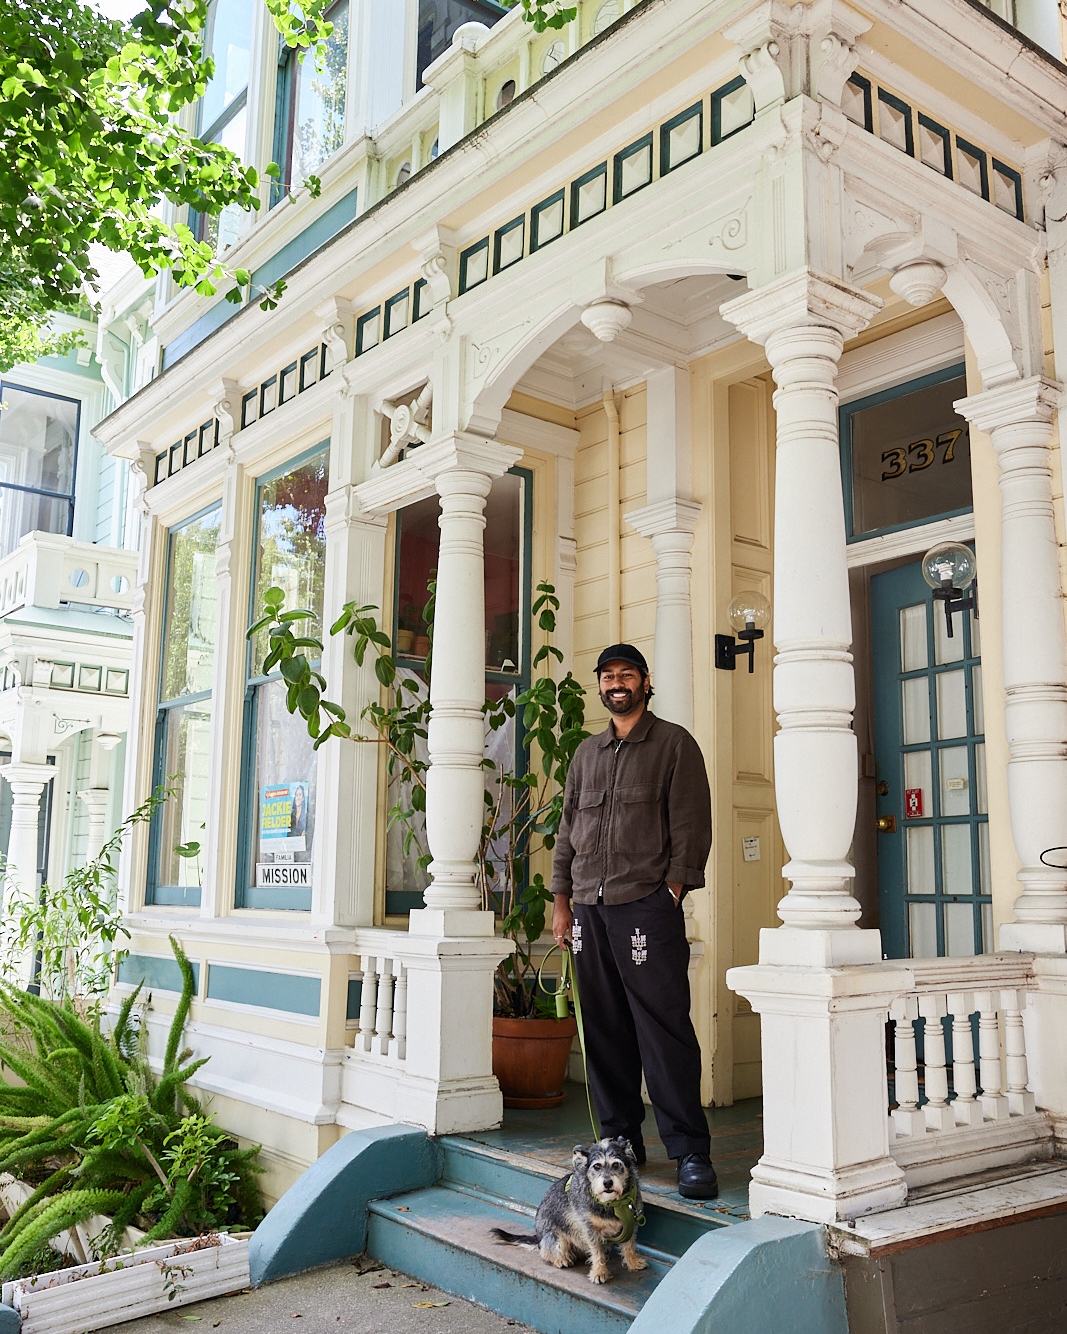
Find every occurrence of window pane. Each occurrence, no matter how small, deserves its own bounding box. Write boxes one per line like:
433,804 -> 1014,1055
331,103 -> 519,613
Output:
902,676 -> 930,744
941,823 -> 973,896
289,1 -> 348,184
939,745 -> 971,816
903,749 -> 932,820
909,900 -> 937,957
848,374 -> 971,537
249,678 -> 318,878
161,507 -> 221,701
945,901 -> 978,957
933,600 -> 964,665
156,698 -> 213,890
899,604 -> 927,671
200,0 -> 252,134
936,669 -> 967,739
202,106 -> 248,251
0,490 -> 71,560
907,825 -> 935,894
0,386 -> 77,495
250,448 -> 329,669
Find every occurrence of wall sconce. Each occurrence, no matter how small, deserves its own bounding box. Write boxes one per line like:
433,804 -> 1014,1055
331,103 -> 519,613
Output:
715,592 -> 771,673
922,542 -> 977,639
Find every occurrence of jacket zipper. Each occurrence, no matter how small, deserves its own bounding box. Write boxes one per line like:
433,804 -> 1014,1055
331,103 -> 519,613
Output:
596,738 -> 625,896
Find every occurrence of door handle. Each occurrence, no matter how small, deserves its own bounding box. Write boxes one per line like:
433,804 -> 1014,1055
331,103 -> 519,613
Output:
876,815 -> 897,833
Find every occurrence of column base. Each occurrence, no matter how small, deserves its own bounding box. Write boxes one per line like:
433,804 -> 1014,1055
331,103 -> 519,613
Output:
758,926 -> 884,966
999,922 -> 1067,954
408,907 -> 498,938
749,1155 -> 907,1224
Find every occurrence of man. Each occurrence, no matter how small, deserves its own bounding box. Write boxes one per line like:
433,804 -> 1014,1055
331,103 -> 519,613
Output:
550,644 -> 717,1200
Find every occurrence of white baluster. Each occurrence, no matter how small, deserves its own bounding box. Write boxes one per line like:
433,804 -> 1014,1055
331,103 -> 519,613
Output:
973,989 -> 1009,1121
375,958 -> 395,1057
918,994 -> 954,1132
358,957 -> 379,1055
889,997 -> 925,1137
392,967 -> 408,1062
1001,988 -> 1035,1116
946,991 -> 982,1128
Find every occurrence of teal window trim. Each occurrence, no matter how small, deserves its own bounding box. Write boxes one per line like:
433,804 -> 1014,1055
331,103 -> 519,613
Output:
839,362 -> 970,544
260,374 -> 279,418
355,307 -> 381,356
659,102 -> 703,175
955,135 -> 990,200
493,216 -> 526,275
241,390 -> 258,429
846,73 -> 873,133
917,112 -> 952,179
146,500 -> 223,908
992,158 -> 1024,221
530,189 -> 566,253
877,87 -> 915,158
412,278 -> 431,322
459,238 -> 491,294
569,162 -> 608,230
386,465 -> 534,918
235,440 -> 330,911
612,133 -> 653,205
384,288 -> 411,339
299,348 -> 319,391
279,361 -> 299,405
710,74 -> 753,146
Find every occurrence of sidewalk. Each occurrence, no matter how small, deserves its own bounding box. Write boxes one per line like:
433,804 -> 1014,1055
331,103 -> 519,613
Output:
96,1256 -> 535,1334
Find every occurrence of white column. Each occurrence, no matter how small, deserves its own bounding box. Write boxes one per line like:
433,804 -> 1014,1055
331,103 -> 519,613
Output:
721,271 -> 883,966
77,787 -> 110,863
0,762 -> 55,911
624,500 -> 702,731
954,378 -> 1067,952
409,433 -> 521,937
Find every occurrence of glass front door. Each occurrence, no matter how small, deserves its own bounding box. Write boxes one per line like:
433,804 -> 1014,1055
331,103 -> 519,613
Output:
871,558 -> 989,958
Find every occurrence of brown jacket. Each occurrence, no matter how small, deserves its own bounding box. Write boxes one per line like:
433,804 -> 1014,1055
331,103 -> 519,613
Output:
551,710 -> 712,906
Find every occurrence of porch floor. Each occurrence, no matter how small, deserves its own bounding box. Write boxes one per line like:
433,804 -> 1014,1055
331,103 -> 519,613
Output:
454,1082 -> 762,1225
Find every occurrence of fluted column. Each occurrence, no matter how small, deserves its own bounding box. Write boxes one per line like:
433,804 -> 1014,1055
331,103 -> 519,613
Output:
954,378 -> 1067,952
624,499 -> 702,730
722,271 -> 883,965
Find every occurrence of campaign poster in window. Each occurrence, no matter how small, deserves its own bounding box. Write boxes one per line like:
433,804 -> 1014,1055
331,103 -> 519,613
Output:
260,781 -> 309,854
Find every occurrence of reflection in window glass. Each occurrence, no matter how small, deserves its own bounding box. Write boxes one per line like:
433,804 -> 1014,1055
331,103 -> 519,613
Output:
845,373 -> 971,538
283,1 -> 348,189
0,384 -> 78,560
242,447 -> 329,908
150,505 -> 221,904
199,0 -> 253,135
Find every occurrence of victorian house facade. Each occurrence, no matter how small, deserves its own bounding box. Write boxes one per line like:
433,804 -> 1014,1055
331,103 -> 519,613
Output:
88,0 -> 1067,1319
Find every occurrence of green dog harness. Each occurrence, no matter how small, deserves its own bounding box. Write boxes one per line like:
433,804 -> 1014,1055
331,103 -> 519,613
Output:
565,1174 -> 646,1244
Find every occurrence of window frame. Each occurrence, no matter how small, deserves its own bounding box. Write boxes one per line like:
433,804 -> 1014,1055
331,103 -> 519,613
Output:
234,440 -> 331,912
271,0 -> 349,207
193,0 -> 253,244
0,380 -> 80,548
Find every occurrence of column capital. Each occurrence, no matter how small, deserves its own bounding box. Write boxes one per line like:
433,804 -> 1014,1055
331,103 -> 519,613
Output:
624,498 -> 702,539
354,434 -> 522,517
0,762 -> 56,792
720,270 -> 883,350
953,376 -> 1063,436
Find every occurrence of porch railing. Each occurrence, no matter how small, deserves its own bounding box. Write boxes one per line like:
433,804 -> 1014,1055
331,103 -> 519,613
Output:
0,533 -> 138,619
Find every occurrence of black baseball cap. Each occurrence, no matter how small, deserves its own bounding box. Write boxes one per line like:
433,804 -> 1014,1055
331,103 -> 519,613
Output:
595,643 -> 649,677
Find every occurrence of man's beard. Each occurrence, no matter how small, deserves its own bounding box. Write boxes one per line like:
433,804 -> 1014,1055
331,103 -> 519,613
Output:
600,686 -> 641,715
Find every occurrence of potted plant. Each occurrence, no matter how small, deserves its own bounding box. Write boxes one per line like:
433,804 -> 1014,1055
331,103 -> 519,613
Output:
395,602 -> 419,655
248,581 -> 589,1107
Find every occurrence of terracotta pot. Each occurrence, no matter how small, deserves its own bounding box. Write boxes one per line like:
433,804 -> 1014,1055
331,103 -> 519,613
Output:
492,1015 -> 578,1109
412,634 -> 430,656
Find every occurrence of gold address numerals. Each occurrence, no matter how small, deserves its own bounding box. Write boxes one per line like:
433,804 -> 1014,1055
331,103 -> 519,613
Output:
881,429 -> 962,481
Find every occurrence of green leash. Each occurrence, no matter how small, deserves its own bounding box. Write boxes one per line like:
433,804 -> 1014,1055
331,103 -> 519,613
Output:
538,944 -> 646,1245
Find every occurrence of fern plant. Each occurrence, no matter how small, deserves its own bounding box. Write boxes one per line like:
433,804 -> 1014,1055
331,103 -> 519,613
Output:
0,937 -> 261,1278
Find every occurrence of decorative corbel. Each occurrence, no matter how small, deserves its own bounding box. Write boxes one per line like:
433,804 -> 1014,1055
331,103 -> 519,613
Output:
805,0 -> 871,107
212,379 -> 240,456
131,443 -> 157,512
316,296 -> 355,373
723,1 -> 797,113
377,382 -> 434,470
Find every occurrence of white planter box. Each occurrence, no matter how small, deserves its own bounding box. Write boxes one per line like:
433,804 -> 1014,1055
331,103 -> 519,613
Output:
1,1234 -> 250,1334
0,1176 -> 145,1268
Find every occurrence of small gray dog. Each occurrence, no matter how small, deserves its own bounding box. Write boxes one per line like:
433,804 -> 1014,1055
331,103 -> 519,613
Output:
490,1137 -> 647,1285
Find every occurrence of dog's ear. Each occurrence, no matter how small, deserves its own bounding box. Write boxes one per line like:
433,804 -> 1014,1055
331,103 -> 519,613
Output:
619,1138 -> 636,1160
572,1145 -> 589,1167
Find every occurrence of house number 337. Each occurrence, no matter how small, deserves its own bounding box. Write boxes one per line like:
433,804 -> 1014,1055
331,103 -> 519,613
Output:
881,429 -> 963,480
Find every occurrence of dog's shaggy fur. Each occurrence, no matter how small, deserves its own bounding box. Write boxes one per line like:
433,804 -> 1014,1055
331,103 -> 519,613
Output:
490,1137 -> 647,1284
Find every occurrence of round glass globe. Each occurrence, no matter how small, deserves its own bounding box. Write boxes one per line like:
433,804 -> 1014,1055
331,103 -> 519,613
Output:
728,591 -> 771,632
921,543 -> 976,591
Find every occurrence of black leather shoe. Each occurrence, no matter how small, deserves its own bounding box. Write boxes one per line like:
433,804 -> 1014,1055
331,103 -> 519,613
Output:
630,1140 -> 646,1167
677,1153 -> 718,1199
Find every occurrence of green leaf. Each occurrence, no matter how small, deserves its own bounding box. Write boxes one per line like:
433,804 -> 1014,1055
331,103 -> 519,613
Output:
263,587 -> 285,607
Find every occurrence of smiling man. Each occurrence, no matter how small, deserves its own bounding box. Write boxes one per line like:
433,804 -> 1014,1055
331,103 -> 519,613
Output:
551,644 -> 716,1200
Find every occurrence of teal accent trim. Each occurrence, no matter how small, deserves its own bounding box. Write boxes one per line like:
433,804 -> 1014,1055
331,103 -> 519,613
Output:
877,87 -> 915,157
847,73 -> 873,132
162,299 -> 240,371
412,278 -> 430,322
346,977 -> 362,1021
118,953 -> 201,994
629,1217 -> 846,1334
249,1125 -> 440,1285
659,102 -> 703,175
530,188 -> 565,252
459,237 -> 491,294
251,188 -> 360,292
710,75 -> 753,145
918,112 -> 953,179
206,965 -> 320,1016
956,135 -> 990,200
992,157 -> 1024,220
355,307 -> 380,356
492,216 -> 525,275
569,162 -> 608,229
0,1300 -> 20,1330
612,133 -> 653,204
383,288 -> 410,339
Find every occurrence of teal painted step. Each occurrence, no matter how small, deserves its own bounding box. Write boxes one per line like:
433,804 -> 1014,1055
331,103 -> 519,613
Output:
367,1183 -> 669,1334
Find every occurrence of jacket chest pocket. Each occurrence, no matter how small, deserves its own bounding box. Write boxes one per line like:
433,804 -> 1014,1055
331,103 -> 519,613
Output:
616,784 -> 664,854
571,789 -> 605,854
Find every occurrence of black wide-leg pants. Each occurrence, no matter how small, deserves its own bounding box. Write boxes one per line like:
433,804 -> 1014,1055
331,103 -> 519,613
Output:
571,884 -> 710,1160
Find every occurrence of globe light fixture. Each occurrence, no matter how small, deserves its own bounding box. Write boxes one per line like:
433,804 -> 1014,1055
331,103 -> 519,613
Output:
921,542 -> 978,639
715,591 -> 771,673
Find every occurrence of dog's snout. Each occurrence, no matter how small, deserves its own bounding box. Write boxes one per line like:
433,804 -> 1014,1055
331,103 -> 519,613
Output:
602,1177 -> 614,1189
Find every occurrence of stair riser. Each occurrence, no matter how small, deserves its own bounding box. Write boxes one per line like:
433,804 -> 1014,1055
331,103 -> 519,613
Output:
367,1212 -> 635,1334
441,1146 -> 719,1259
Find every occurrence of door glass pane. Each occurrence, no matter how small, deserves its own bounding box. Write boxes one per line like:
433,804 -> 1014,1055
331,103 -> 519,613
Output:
904,750 -> 932,818
900,604 -> 928,671
903,677 -> 930,744
970,609 -> 981,656
941,823 -> 973,896
909,901 -> 938,957
945,901 -> 977,956
979,822 -> 991,894
975,743 -> 987,815
972,663 -> 984,734
936,669 -> 967,739
934,602 -> 964,665
939,746 -> 971,816
161,506 -> 222,700
981,902 -> 993,952
907,825 -> 935,894
249,678 -> 318,882
156,699 -> 213,890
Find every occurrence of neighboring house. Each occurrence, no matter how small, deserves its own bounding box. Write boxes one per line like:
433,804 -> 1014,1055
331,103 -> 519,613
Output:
90,0 -> 1067,1314
0,304 -> 139,930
